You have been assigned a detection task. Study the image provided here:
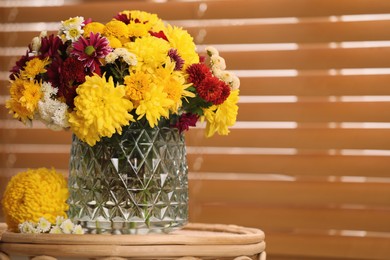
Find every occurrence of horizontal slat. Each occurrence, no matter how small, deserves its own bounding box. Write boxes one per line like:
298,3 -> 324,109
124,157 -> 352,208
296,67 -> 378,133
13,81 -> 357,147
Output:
237,102 -> 390,122
3,128 -> 390,150
3,0 -> 390,23
267,231 -> 390,259
189,179 -> 390,207
186,128 -> 390,150
191,204 -> 390,232
3,20 -> 390,47
220,47 -> 390,70
187,154 -> 390,177
3,47 -> 390,70
2,102 -> 390,122
3,129 -> 72,145
2,153 -> 390,177
239,75 -> 390,96
186,20 -> 390,44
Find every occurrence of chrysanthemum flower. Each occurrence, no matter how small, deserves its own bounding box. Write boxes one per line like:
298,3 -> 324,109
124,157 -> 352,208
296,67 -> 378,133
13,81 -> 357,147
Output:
68,74 -> 134,146
136,84 -> 174,128
154,58 -> 194,113
106,36 -> 122,48
6,78 -> 42,124
124,70 -> 152,107
165,25 -> 199,69
197,76 -> 230,105
125,36 -> 170,71
203,89 -> 239,137
127,21 -> 150,38
117,10 -> 165,32
59,16 -> 85,42
1,167 -> 69,232
104,20 -> 129,42
39,34 -> 66,60
71,32 -> 112,72
83,22 -> 105,37
168,48 -> 185,71
174,112 -> 199,133
186,63 -> 212,86
20,57 -> 50,80
38,82 -> 69,130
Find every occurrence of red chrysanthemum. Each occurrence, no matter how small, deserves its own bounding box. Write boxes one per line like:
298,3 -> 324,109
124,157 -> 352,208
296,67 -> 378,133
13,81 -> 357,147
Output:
186,63 -> 212,86
173,113 -> 199,133
197,76 -> 230,105
71,32 -> 112,72
149,30 -> 168,41
168,49 -> 184,71
58,57 -> 88,108
39,34 -> 66,60
114,13 -> 131,24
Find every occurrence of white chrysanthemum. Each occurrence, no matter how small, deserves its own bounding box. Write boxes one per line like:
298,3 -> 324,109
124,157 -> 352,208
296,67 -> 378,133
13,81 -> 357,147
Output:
31,36 -> 41,52
231,74 -> 240,90
114,48 -> 138,65
64,27 -> 84,42
37,217 -> 51,233
38,82 -> 69,130
59,17 -> 85,42
210,54 -> 226,70
60,219 -> 75,234
105,52 -> 118,63
55,216 -> 65,226
72,224 -> 84,234
19,221 -> 36,233
49,226 -> 63,234
61,16 -> 85,30
205,46 -> 219,56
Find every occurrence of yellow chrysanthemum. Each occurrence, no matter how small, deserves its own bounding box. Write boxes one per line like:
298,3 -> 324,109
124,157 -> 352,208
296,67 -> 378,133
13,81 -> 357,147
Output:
127,21 -> 150,38
203,89 -> 239,137
136,85 -> 174,128
68,74 -> 134,146
104,20 -> 129,44
20,57 -> 50,80
6,78 -> 42,124
1,167 -> 69,232
123,70 -> 152,107
153,58 -> 194,113
124,36 -> 170,71
165,25 -> 199,70
106,36 -> 122,48
83,22 -> 105,37
120,10 -> 165,32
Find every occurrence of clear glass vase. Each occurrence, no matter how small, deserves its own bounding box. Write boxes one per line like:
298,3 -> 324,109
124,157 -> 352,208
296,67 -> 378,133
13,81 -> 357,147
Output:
67,121 -> 188,234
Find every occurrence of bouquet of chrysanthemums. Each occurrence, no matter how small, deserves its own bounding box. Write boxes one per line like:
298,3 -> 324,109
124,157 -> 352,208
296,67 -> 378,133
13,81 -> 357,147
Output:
6,10 -> 240,146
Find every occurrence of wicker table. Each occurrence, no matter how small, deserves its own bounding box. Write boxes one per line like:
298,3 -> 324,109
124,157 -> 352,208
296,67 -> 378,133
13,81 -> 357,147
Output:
0,223 -> 266,260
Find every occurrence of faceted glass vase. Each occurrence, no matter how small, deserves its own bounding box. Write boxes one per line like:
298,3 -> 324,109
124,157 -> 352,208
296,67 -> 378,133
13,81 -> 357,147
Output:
67,122 -> 188,234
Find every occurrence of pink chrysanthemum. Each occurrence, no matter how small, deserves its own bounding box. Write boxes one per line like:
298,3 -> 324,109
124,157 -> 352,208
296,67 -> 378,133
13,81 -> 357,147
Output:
186,63 -> 212,86
173,113 -> 199,133
71,32 -> 112,72
197,76 -> 231,105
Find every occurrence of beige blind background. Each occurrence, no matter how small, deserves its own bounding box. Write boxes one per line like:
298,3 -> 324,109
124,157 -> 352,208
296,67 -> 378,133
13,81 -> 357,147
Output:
1,0 -> 390,259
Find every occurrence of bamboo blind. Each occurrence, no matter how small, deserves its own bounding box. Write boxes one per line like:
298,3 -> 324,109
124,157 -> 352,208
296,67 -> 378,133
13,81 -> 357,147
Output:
1,0 -> 390,259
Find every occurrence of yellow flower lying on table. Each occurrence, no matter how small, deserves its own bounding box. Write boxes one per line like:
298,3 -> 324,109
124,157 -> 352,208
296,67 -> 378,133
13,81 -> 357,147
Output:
1,168 -> 69,232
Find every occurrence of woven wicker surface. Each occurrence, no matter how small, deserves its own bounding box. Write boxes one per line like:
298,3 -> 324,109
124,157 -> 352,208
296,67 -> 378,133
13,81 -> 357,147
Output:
0,223 -> 266,259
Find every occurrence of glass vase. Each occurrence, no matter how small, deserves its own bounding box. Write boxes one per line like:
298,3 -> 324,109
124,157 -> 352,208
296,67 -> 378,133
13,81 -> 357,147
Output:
67,122 -> 188,234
